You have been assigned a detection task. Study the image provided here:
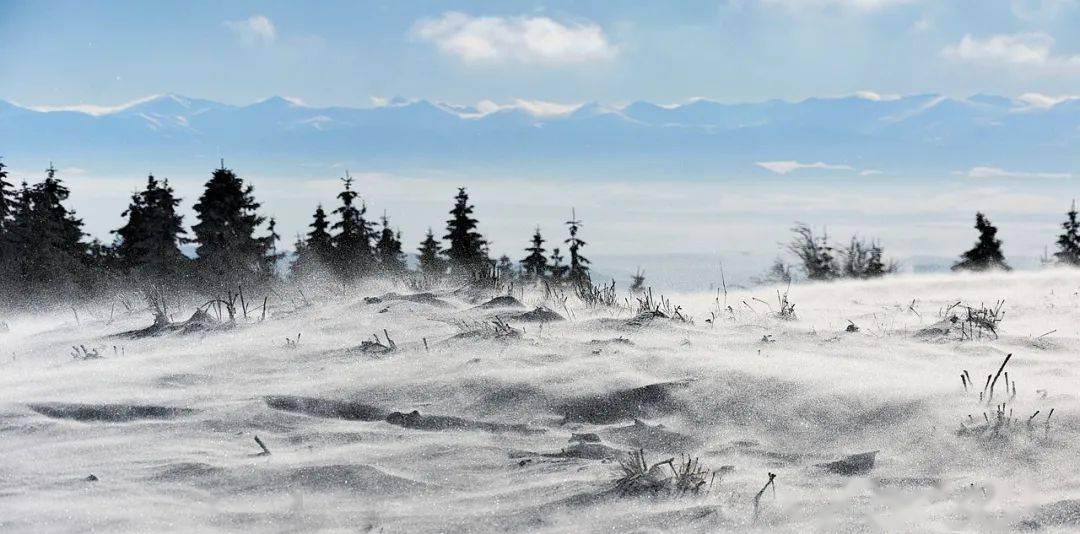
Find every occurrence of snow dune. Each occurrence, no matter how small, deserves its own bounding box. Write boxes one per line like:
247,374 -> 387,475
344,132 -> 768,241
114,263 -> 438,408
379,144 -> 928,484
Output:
2,270 -> 1080,532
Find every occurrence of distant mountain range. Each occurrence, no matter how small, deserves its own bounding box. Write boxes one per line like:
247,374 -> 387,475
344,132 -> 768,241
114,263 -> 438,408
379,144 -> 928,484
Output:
2,92 -> 1080,178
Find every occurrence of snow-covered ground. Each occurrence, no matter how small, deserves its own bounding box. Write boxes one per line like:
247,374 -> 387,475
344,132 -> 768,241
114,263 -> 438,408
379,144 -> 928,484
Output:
3,269 -> 1080,532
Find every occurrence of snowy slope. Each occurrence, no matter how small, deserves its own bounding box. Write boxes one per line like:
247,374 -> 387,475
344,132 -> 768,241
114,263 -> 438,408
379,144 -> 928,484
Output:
2,270 -> 1080,532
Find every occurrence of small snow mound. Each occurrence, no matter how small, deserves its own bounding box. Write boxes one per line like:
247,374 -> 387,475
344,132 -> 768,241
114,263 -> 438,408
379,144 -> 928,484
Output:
476,295 -> 525,309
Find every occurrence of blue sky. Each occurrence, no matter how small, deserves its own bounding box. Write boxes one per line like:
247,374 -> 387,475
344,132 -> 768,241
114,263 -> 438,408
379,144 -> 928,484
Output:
4,0 -> 1080,108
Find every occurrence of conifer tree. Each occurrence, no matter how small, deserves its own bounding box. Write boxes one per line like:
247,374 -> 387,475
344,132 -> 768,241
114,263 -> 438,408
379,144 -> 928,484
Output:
263,217 -> 284,278
0,158 -> 13,234
0,158 -> 15,281
1055,201 -> 1080,266
331,173 -> 375,280
113,174 -> 189,286
444,187 -> 487,277
496,255 -> 515,280
306,204 -> 334,265
191,163 -> 271,290
417,228 -> 447,277
375,213 -> 406,274
953,212 -> 1009,271
290,205 -> 335,279
289,233 -> 313,280
520,226 -> 547,280
7,166 -> 91,297
564,209 -> 590,286
548,247 -> 568,281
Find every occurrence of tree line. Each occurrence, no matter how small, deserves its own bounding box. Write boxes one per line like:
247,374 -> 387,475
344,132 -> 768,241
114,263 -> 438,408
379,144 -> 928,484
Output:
0,159 -> 593,309
1,157 -> 1075,309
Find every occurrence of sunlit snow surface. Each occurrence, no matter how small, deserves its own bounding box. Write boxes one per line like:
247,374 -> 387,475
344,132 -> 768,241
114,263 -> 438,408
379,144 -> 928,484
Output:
3,270 -> 1080,532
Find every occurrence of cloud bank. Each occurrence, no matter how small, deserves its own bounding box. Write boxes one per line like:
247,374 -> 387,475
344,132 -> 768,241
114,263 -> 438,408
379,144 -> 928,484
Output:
412,12 -> 616,66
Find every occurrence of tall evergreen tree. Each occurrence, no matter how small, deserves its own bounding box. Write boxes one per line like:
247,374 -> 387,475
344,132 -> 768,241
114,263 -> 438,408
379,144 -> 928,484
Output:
191,163 -> 271,290
564,209 -> 590,285
444,187 -> 487,277
0,158 -> 15,282
520,226 -> 547,280
1055,201 -> 1080,266
306,204 -> 334,265
263,217 -> 284,278
417,228 -> 447,277
331,173 -> 375,280
375,213 -> 406,274
0,158 -> 14,234
953,212 -> 1009,272
113,174 -> 189,286
290,205 -> 335,279
7,166 -> 91,297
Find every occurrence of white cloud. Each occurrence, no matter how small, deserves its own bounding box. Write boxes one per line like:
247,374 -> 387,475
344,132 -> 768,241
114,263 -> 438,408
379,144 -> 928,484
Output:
469,99 -> 581,118
960,166 -> 1073,179
225,15 -> 277,45
941,32 -> 1080,68
411,12 -> 616,65
756,160 -> 855,175
853,90 -> 900,101
759,0 -> 917,11
1016,92 -> 1080,108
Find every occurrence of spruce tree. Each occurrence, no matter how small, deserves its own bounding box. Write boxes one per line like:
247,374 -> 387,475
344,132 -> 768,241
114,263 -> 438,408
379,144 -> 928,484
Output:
290,205 -> 335,279
496,255 -> 515,280
1055,201 -> 1080,266
306,204 -> 334,265
263,217 -> 284,278
953,212 -> 1009,272
191,163 -> 271,290
564,209 -> 590,286
331,173 -> 375,280
548,247 -> 568,281
444,187 -> 487,277
113,174 -> 189,286
0,158 -> 15,282
0,158 -> 13,234
8,166 -> 91,297
417,228 -> 447,277
375,213 -> 406,274
520,226 -> 547,280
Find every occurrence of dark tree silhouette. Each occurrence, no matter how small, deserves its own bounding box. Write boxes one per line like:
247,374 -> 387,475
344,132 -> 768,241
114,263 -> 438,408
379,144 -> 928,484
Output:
6,166 -> 91,297
1055,201 -> 1080,266
306,205 -> 334,265
520,226 -> 547,280
375,213 -> 406,274
331,173 -> 375,280
564,209 -> 590,285
629,268 -> 646,292
953,212 -> 1009,272
840,236 -> 895,279
0,158 -> 13,234
548,247 -> 568,281
113,174 -> 189,287
417,228 -> 447,277
290,205 -> 335,279
444,187 -> 487,277
788,223 -> 837,280
0,158 -> 15,283
191,163 -> 272,290
496,255 -> 515,280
